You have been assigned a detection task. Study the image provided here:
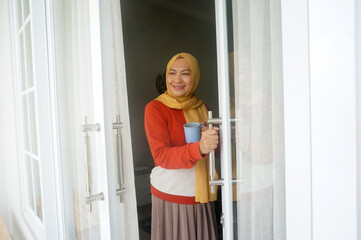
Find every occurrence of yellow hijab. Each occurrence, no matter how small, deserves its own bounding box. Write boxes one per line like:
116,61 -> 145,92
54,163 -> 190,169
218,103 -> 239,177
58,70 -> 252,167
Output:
156,53 -> 218,203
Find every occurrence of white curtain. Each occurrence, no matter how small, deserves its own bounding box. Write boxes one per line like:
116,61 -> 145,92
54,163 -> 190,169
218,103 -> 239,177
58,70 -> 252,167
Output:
106,0 -> 140,239
55,0 -> 101,239
232,0 -> 285,239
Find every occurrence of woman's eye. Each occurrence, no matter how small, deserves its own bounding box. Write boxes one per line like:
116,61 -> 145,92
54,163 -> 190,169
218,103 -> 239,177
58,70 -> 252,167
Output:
183,73 -> 190,76
169,72 -> 176,75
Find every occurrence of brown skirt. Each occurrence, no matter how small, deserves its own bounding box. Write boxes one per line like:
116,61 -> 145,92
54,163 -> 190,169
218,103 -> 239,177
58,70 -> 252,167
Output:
151,195 -> 218,240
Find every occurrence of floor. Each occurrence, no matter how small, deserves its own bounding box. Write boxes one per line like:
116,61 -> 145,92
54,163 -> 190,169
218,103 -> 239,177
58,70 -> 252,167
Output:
137,204 -> 151,240
139,227 -> 151,240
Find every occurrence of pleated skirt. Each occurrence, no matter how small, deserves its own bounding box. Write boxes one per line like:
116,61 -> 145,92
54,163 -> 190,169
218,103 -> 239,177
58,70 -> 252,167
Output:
151,195 -> 218,240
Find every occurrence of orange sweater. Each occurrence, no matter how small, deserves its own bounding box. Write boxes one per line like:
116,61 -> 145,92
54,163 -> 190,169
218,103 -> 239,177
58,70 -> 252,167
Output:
144,100 -> 205,204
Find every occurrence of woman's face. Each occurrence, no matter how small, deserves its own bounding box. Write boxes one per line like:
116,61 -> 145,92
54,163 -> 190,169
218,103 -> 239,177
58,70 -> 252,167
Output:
167,58 -> 193,97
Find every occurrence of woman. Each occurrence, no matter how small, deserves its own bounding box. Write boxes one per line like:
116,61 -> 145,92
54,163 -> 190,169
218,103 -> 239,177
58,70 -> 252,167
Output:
144,53 -> 219,240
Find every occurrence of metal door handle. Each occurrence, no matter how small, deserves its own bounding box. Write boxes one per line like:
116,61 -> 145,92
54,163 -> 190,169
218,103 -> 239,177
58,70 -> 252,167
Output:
113,115 -> 126,202
208,111 -> 223,193
82,116 -> 104,212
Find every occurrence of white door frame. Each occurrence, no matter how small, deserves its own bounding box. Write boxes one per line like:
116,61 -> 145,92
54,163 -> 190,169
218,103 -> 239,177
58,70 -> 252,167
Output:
214,0 -> 233,239
281,0 -> 313,239
91,0 -> 120,238
32,0 -> 61,238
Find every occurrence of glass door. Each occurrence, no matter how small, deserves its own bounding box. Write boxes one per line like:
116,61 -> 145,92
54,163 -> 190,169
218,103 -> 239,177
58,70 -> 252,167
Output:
104,0 -> 140,239
51,0 -> 139,238
51,0 -> 124,239
213,0 -> 286,239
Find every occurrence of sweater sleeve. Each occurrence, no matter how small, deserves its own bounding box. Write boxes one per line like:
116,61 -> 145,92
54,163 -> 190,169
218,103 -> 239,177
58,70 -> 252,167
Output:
144,101 -> 203,169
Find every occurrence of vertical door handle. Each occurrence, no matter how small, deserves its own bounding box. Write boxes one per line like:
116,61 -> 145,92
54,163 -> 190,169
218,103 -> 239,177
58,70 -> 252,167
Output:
113,115 -> 126,202
82,116 -> 104,212
208,111 -> 224,193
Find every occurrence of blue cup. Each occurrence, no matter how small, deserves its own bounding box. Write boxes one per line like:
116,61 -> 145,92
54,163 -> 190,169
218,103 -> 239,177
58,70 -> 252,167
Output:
183,122 -> 202,143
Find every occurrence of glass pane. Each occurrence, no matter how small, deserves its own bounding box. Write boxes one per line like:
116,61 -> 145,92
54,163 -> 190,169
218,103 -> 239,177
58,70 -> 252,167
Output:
33,159 -> 43,221
23,0 -> 30,20
22,95 -> 30,151
25,24 -> 34,88
28,92 -> 38,155
53,1 -> 102,238
229,0 -> 286,239
19,33 -> 27,91
25,155 -> 35,210
16,0 -> 23,30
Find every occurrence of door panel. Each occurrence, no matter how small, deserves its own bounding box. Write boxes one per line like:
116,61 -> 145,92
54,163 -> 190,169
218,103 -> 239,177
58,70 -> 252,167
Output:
51,0 -> 138,239
214,0 -> 286,239
54,1 -> 104,238
52,0 -> 117,238
104,0 -> 140,239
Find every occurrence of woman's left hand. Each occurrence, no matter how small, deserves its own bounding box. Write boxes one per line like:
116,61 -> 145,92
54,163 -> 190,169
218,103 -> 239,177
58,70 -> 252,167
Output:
199,126 -> 219,155
200,122 -> 208,133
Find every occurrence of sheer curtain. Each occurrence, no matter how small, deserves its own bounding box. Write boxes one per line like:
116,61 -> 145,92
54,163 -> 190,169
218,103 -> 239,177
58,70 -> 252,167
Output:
106,0 -> 139,239
232,0 -> 285,239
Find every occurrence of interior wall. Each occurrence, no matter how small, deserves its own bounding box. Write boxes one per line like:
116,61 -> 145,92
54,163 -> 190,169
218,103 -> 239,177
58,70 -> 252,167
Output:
0,0 -> 34,239
119,0 -> 219,167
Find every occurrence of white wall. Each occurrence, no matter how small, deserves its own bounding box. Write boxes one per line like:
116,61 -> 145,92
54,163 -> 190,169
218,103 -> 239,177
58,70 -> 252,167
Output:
283,0 -> 359,239
0,0 -> 34,239
309,0 -> 358,239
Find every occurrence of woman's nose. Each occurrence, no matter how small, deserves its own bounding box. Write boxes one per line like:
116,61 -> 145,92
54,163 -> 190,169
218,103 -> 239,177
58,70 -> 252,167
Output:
175,74 -> 183,82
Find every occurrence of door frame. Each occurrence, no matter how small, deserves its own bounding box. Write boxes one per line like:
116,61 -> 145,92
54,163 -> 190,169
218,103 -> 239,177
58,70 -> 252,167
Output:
92,0 -> 121,238
281,0 -> 313,239
214,0 -> 233,239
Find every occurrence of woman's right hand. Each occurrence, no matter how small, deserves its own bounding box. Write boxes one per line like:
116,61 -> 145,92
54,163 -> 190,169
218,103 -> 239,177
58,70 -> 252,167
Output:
199,127 -> 219,155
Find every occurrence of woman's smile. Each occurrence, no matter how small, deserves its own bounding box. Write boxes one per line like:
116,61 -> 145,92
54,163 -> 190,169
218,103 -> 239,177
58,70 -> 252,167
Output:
172,85 -> 185,90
